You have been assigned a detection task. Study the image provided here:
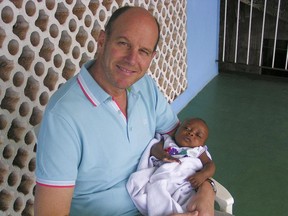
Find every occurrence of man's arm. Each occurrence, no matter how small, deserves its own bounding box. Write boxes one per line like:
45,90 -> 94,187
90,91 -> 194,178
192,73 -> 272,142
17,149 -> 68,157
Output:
34,184 -> 74,216
170,180 -> 215,216
186,180 -> 215,215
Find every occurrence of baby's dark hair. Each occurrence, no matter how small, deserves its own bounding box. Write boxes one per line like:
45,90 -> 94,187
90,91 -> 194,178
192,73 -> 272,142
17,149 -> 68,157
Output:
104,6 -> 160,52
186,117 -> 208,125
182,117 -> 209,131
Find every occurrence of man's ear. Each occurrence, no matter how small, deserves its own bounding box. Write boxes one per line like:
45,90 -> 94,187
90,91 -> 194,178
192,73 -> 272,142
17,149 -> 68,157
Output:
97,30 -> 106,49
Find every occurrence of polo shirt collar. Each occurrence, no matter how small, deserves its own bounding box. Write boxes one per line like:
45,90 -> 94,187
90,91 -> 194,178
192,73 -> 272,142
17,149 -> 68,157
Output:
77,60 -> 140,107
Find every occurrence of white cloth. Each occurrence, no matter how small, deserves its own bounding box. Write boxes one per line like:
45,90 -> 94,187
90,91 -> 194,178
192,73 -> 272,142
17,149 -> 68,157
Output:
126,134 -> 209,216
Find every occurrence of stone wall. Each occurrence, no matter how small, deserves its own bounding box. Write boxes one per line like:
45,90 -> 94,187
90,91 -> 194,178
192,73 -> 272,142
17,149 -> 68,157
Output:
0,0 -> 187,215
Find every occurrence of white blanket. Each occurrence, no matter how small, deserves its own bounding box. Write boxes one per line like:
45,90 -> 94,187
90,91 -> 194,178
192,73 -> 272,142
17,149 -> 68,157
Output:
126,134 -> 203,216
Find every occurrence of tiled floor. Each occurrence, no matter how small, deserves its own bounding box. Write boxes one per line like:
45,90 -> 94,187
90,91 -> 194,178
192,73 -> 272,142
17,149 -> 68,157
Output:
178,72 -> 288,216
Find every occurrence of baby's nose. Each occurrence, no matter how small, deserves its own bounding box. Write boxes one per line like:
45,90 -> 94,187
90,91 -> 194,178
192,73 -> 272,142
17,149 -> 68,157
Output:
187,131 -> 194,136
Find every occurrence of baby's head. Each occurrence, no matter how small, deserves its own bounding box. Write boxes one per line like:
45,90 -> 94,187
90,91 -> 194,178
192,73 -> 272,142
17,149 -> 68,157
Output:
174,118 -> 209,148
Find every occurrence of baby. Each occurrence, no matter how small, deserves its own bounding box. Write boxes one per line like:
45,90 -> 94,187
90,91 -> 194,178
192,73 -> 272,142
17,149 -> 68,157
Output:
127,117 -> 216,215
156,117 -> 215,189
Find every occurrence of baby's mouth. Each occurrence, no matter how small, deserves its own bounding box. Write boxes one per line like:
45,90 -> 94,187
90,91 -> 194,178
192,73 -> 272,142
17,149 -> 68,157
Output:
183,136 -> 191,142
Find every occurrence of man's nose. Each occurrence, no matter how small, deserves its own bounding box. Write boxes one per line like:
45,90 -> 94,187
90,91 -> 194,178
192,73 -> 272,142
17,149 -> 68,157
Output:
125,49 -> 137,65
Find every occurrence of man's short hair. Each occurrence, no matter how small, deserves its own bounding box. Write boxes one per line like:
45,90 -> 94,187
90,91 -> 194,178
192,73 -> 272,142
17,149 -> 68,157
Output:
104,6 -> 160,52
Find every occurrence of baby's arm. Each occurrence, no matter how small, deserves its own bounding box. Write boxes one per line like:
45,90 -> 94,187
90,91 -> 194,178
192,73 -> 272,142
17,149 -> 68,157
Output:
150,139 -> 181,164
187,151 -> 216,188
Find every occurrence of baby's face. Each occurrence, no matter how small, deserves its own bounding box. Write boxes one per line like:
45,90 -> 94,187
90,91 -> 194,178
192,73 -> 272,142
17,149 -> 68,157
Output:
174,119 -> 208,148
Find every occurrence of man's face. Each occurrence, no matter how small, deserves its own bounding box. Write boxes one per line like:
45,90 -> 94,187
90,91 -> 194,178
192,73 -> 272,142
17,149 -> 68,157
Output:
96,9 -> 158,92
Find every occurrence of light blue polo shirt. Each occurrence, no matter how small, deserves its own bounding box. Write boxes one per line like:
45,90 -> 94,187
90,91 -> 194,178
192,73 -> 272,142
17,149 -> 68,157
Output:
36,60 -> 179,216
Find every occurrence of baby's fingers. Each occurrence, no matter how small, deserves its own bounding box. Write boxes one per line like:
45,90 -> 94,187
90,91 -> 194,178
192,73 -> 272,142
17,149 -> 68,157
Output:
163,155 -> 181,164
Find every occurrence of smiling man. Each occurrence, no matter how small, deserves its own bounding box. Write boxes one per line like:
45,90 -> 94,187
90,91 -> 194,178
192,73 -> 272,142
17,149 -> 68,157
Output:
34,6 -> 215,216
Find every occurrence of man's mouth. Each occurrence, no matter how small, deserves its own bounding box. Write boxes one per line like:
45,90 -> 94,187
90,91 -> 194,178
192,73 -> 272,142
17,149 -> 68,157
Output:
117,65 -> 136,75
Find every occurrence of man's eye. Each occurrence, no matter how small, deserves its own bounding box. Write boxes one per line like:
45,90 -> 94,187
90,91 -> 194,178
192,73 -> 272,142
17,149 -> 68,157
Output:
140,50 -> 150,56
118,41 -> 128,46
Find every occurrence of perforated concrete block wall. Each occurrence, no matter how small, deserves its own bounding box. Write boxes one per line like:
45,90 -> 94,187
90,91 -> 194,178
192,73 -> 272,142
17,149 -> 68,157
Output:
0,0 -> 187,215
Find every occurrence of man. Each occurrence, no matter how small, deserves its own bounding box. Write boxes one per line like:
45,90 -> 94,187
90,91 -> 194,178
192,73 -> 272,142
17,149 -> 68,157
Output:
34,6 -> 215,216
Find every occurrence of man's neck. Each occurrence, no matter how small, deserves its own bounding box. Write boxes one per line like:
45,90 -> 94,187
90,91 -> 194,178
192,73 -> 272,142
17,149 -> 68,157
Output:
88,61 -> 128,116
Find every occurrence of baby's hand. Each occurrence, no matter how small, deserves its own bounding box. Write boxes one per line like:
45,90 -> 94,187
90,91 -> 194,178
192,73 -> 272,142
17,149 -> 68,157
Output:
151,141 -> 181,164
161,153 -> 181,164
187,173 -> 206,188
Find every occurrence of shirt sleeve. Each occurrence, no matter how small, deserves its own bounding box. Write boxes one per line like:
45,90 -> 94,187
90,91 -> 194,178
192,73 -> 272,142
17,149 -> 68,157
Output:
35,113 -> 80,187
150,78 -> 179,134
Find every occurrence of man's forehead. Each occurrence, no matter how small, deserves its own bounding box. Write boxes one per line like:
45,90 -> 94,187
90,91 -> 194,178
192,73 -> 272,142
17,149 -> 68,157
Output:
109,25 -> 157,51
